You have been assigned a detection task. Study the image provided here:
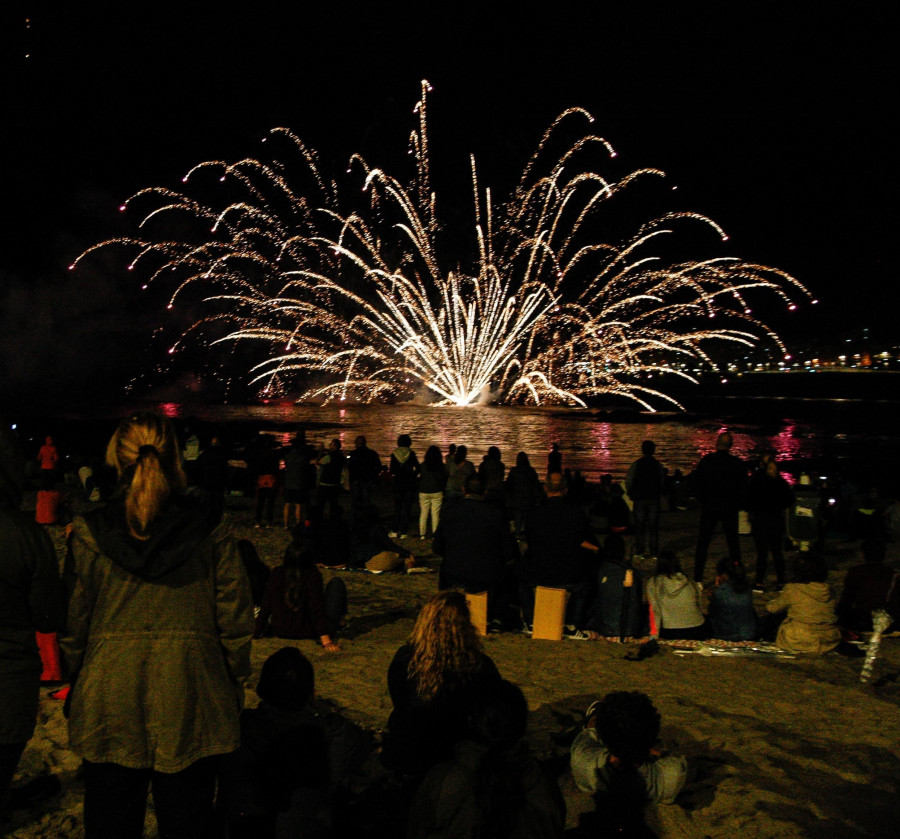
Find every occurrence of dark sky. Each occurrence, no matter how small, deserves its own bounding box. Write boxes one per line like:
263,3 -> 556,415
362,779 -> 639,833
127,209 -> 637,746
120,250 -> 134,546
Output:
2,3 -> 894,409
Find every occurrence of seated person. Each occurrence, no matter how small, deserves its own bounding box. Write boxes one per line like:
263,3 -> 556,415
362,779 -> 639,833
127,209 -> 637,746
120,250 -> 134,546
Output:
408,680 -> 565,839
383,591 -> 501,777
765,553 -> 840,654
350,503 -> 415,572
708,557 -> 757,641
836,541 -> 899,633
255,539 -> 346,652
571,691 -> 688,809
644,552 -> 708,640
217,647 -> 329,839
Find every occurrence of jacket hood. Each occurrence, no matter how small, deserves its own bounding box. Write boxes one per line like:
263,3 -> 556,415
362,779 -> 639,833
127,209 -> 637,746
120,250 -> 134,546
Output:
0,418 -> 25,509
791,581 -> 834,603
84,493 -> 219,581
393,447 -> 412,463
654,573 -> 695,597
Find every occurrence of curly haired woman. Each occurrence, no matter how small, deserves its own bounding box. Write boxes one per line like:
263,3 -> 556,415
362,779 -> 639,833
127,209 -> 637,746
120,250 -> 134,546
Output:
383,590 -> 501,776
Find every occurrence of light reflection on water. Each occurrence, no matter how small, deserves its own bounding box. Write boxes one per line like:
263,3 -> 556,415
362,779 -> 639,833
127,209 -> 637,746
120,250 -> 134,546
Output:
170,403 -> 828,480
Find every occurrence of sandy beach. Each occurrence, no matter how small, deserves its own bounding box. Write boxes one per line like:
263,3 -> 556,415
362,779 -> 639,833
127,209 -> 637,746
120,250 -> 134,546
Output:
5,492 -> 899,838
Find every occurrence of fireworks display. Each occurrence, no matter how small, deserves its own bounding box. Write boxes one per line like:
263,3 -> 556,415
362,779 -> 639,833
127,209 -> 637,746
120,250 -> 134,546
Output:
73,80 -> 810,408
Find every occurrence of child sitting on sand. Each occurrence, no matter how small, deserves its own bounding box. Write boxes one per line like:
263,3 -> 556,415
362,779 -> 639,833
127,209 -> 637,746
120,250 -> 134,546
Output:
217,647 -> 330,838
571,690 -> 688,806
708,557 -> 758,641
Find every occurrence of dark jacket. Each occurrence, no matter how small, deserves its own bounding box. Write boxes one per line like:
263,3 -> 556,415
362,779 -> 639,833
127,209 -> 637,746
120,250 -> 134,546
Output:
385,644 -> 500,776
390,447 -> 420,492
433,498 -> 516,588
256,565 -> 329,639
522,497 -> 595,587
1,430 -> 64,744
625,455 -> 665,501
694,450 -> 747,509
708,579 -> 757,641
61,496 -> 253,771
346,444 -> 383,484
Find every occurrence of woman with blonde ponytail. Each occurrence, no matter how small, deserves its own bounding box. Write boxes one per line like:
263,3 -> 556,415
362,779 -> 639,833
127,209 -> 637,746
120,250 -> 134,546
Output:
61,412 -> 253,839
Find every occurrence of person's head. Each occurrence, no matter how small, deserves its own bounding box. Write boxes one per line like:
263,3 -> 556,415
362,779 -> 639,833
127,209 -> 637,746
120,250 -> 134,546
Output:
328,438 -> 341,452
546,471 -> 567,496
409,590 -> 482,701
716,431 -> 733,451
641,440 -> 656,457
590,691 -> 661,767
106,412 -> 186,539
464,474 -> 485,497
550,443 -> 559,453
655,551 -> 682,578
256,647 -> 314,712
355,435 -> 367,449
425,444 -> 443,470
468,679 -> 528,751
715,556 -> 749,592
515,451 -> 531,469
765,460 -> 779,479
283,538 -> 317,610
796,553 -> 828,583
486,445 -> 501,461
397,434 -> 411,448
454,444 -> 468,464
447,443 -> 456,457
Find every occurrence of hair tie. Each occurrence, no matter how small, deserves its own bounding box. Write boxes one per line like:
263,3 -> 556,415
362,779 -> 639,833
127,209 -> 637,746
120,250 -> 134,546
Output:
138,444 -> 159,459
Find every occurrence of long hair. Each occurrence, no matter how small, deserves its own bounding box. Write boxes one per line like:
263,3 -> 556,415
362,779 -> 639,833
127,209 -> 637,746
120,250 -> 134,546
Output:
283,539 -> 316,612
106,412 -> 186,539
424,444 -> 443,471
408,590 -> 482,702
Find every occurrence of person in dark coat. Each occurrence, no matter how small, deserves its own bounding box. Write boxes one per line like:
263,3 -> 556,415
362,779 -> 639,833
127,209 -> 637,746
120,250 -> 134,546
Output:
506,452 -> 543,538
383,591 -> 501,778
625,440 -> 666,559
346,435 -> 383,524
708,557 -> 757,641
196,435 -> 229,524
836,541 -> 899,633
478,446 -> 506,506
746,459 -> 794,591
0,420 -> 64,812
520,472 -> 600,631
692,431 -> 747,582
389,434 -> 420,537
432,476 -> 518,619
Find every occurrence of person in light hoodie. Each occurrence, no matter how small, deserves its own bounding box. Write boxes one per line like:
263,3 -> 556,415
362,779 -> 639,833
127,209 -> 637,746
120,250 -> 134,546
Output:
644,552 -> 708,640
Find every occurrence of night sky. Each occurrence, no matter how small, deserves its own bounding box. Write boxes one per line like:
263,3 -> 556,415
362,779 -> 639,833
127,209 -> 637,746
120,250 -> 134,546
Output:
2,3 -> 894,410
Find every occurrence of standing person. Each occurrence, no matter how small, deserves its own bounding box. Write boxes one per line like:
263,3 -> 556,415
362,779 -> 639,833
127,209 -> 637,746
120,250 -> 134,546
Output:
506,451 -> 543,538
444,445 -> 474,504
196,435 -> 229,525
316,438 -> 346,520
520,472 -> 600,635
1,421 -> 64,813
444,443 -> 456,466
547,443 -> 562,477
283,430 -> 316,529
252,435 -> 279,529
478,446 -> 506,505
346,435 -> 383,525
37,435 -> 59,489
60,411 -> 254,839
692,431 -> 747,582
746,460 -> 795,592
625,440 -> 666,560
389,434 -> 420,538
418,445 -> 448,539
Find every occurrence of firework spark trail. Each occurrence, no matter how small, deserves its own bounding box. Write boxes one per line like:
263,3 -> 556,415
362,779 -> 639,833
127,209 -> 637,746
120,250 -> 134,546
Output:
72,80 -> 811,407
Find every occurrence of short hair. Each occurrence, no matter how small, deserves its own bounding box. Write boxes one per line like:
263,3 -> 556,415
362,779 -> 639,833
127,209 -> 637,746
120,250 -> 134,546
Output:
256,647 -> 314,711
546,472 -> 567,494
397,434 -> 412,448
641,440 -> 656,456
464,474 -> 485,496
355,435 -> 366,447
716,432 -> 733,451
593,691 -> 661,766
